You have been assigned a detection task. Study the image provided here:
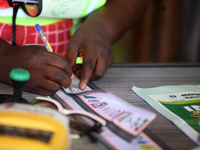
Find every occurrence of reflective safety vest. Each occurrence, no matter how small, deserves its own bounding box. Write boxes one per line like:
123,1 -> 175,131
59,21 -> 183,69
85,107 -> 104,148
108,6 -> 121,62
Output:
0,0 -> 106,57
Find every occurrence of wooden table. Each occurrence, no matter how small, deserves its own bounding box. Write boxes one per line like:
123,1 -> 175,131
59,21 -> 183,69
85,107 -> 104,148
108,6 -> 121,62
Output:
0,63 -> 200,150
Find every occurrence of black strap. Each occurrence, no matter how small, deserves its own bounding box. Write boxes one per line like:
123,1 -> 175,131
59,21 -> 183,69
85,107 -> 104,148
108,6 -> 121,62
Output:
7,0 -> 13,7
12,4 -> 20,46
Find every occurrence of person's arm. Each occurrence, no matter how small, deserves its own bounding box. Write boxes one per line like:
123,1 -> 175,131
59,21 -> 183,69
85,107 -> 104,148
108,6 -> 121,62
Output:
66,0 -> 148,90
0,38 -> 73,95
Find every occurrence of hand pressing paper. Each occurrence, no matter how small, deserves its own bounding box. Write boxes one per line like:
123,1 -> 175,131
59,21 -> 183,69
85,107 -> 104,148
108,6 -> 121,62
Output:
63,76 -> 92,94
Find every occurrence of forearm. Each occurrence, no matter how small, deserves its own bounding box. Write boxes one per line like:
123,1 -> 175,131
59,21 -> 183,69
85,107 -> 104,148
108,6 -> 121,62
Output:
0,39 -> 13,84
83,0 -> 148,44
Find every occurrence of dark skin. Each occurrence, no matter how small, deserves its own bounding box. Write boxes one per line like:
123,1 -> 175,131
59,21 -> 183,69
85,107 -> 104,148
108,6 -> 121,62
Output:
0,0 -> 147,95
66,0 -> 148,90
0,40 -> 73,95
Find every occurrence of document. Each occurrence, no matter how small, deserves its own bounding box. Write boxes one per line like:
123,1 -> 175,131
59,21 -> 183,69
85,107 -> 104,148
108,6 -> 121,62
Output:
55,90 -> 163,150
52,77 -> 166,149
75,90 -> 156,136
132,84 -> 200,145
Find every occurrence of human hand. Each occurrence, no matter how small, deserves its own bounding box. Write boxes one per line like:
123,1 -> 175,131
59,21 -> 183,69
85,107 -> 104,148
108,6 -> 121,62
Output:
0,43 -> 73,95
66,22 -> 114,90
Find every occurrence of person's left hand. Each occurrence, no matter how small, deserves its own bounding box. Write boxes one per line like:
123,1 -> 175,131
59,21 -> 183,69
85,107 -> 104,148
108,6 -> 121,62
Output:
65,22 -> 114,90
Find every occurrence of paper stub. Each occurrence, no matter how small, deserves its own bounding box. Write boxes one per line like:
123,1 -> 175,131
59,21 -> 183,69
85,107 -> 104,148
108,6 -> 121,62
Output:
63,76 -> 92,94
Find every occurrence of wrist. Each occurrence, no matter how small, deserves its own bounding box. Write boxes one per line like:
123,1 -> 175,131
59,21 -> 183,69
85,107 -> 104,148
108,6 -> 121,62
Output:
81,21 -> 112,45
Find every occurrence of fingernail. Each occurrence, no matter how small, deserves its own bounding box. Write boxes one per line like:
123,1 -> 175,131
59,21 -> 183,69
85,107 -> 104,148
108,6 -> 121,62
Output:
70,74 -> 74,80
80,82 -> 86,90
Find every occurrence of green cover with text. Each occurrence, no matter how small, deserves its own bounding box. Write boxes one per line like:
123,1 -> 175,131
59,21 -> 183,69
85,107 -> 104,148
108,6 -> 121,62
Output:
132,84 -> 200,145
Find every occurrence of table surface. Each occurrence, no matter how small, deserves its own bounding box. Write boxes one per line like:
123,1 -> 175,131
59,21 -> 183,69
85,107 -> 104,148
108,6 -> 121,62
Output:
1,63 -> 200,150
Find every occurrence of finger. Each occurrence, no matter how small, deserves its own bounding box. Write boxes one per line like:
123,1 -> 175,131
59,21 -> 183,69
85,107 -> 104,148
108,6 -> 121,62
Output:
75,69 -> 82,78
72,64 -> 82,71
42,52 -> 73,79
38,79 -> 62,95
42,65 -> 72,88
90,57 -> 107,81
72,64 -> 82,77
90,48 -> 114,81
65,41 -> 79,68
24,79 -> 62,96
79,50 -> 97,90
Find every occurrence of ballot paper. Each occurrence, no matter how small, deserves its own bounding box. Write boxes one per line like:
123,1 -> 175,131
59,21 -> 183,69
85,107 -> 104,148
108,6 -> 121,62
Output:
52,76 -> 168,149
61,77 -> 156,137
75,90 -> 156,136
132,84 -> 200,145
53,90 -> 164,150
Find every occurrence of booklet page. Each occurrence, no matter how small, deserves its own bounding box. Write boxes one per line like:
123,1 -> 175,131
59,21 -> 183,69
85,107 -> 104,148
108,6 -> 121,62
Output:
132,84 -> 200,145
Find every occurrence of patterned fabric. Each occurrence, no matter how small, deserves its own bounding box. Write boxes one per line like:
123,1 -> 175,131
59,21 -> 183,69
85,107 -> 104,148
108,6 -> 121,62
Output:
0,0 -> 106,57
0,0 -> 10,9
0,19 -> 73,57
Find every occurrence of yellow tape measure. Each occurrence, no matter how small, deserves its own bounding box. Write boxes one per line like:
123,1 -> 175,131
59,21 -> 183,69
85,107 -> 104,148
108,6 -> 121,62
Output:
0,103 -> 70,150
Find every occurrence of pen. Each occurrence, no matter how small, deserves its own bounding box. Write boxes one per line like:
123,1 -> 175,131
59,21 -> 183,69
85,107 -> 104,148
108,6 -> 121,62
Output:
35,24 -> 72,92
35,24 -> 53,52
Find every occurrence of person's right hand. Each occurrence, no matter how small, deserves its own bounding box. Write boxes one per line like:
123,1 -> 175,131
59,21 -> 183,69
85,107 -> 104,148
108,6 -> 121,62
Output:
0,40 -> 73,95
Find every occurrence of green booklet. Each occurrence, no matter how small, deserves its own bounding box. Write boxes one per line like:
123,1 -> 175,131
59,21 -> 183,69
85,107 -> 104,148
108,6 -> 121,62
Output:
132,84 -> 200,145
